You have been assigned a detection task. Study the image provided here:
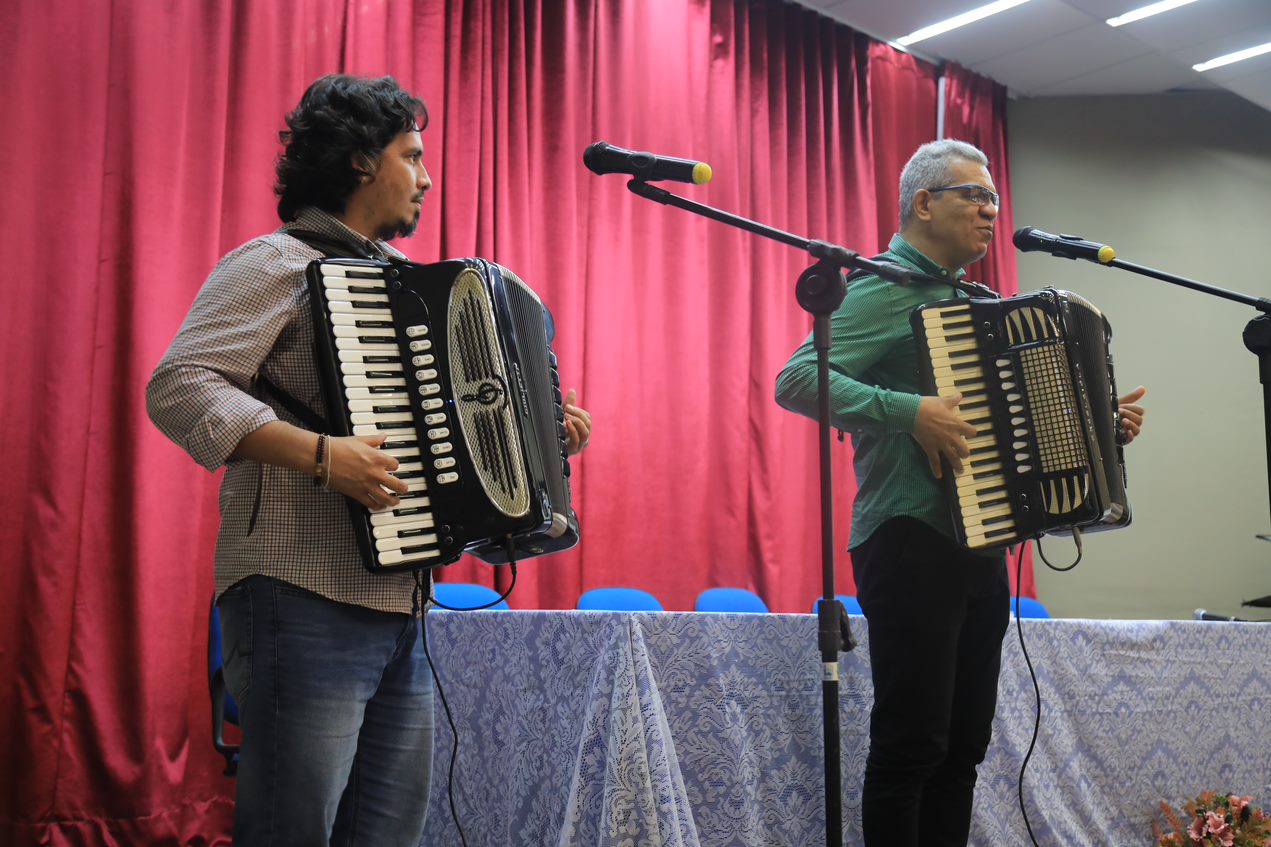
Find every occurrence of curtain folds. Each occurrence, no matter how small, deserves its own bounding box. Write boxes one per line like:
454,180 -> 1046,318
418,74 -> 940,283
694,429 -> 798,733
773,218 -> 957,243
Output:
0,1 -> 1018,842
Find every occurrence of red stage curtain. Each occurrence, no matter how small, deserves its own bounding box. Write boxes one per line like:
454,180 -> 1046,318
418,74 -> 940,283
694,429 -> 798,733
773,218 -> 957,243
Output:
0,1 -> 1013,842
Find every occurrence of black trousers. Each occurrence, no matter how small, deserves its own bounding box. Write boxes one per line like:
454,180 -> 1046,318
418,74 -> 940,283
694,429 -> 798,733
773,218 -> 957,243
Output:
851,516 -> 1010,847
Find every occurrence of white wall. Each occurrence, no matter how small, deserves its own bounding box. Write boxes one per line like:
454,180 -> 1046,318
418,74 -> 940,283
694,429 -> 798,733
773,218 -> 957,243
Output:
1007,91 -> 1271,620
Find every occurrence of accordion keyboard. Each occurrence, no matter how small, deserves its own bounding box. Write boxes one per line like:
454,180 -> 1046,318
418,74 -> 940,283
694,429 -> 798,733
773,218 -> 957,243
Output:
918,302 -> 1025,548
319,262 -> 452,568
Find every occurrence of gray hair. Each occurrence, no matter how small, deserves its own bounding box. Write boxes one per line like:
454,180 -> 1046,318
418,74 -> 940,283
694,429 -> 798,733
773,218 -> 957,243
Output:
898,139 -> 988,228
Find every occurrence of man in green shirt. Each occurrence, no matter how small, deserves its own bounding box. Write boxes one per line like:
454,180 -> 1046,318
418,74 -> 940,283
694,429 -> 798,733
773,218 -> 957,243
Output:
775,139 -> 1144,847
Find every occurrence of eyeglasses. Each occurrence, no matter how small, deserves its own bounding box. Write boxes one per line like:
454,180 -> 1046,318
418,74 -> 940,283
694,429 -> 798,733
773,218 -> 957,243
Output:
928,184 -> 1000,207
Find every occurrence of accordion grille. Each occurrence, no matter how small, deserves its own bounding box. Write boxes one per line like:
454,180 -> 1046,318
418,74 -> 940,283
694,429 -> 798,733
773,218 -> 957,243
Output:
1019,343 -> 1089,475
448,269 -> 530,518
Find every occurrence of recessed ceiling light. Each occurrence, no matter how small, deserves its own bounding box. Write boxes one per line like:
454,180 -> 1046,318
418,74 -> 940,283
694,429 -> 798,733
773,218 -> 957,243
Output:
1193,40 -> 1271,72
895,0 -> 1035,47
1106,0 -> 1202,28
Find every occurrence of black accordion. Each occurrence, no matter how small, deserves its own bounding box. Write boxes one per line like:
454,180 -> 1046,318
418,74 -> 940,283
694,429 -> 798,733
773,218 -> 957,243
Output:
307,257 -> 579,573
911,288 -> 1130,550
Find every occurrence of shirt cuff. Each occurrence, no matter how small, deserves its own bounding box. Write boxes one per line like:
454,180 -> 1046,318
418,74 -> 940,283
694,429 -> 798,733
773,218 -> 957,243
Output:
879,390 -> 922,432
186,403 -> 278,471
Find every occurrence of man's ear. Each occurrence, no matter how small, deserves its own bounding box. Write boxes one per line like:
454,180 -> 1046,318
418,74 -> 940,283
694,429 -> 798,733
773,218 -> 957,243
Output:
910,189 -> 934,223
351,152 -> 376,181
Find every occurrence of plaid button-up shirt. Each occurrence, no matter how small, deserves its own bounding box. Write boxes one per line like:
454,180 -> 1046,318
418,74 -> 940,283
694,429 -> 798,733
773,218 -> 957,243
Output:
147,208 -> 424,613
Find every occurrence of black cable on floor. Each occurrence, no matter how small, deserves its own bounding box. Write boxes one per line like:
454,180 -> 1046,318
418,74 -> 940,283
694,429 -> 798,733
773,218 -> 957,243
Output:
1014,542 -> 1043,847
417,568 -> 469,847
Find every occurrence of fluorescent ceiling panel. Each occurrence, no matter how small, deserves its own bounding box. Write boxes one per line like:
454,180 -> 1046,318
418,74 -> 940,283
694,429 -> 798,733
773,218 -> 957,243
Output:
1106,0 -> 1203,29
1193,40 -> 1271,71
896,0 -> 1035,47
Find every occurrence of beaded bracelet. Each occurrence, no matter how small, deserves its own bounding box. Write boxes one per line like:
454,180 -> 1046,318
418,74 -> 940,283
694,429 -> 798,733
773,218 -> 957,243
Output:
313,433 -> 327,486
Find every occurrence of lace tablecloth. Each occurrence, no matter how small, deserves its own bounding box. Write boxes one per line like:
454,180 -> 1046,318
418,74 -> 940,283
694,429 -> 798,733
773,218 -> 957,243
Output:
421,611 -> 1271,846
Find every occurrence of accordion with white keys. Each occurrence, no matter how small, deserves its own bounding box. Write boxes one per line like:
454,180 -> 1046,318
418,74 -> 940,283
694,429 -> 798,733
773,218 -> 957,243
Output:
307,256 -> 579,573
911,288 -> 1131,550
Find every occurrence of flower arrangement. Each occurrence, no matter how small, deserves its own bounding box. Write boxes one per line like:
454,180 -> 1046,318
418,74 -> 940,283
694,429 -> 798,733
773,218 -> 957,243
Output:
1154,791 -> 1271,847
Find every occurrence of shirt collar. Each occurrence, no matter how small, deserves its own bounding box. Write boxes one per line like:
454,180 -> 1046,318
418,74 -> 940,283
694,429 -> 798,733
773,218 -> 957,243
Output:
888,233 -> 966,282
283,207 -> 404,261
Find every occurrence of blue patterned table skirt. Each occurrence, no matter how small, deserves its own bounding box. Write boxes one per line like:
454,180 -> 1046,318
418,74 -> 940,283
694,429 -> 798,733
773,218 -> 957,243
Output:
421,611 -> 1271,846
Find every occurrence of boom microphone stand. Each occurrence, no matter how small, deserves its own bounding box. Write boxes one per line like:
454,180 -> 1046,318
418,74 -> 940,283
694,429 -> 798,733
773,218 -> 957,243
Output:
622,178 -> 923,846
1093,255 -> 1271,532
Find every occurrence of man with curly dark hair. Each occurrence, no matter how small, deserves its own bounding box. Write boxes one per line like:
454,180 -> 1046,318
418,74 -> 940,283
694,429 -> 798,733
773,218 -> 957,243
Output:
274,74 -> 430,237
147,74 -> 591,845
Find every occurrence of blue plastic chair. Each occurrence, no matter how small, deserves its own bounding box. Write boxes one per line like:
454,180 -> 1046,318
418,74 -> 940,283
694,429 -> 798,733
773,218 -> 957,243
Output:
577,587 -> 664,611
812,594 -> 863,615
694,587 -> 769,613
432,582 -> 510,610
1012,596 -> 1050,618
208,598 -> 240,776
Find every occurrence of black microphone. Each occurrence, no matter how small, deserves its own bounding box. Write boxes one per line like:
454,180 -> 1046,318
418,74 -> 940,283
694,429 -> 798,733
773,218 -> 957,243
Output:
1013,227 -> 1117,264
583,141 -> 712,185
1194,609 -> 1244,622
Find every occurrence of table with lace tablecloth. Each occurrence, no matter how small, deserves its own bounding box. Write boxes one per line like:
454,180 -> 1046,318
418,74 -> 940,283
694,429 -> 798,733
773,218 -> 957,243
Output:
420,611 -> 1271,846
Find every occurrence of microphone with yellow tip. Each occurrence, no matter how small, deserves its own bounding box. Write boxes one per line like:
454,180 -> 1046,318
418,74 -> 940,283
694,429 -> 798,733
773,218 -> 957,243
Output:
583,141 -> 712,185
1013,226 -> 1117,265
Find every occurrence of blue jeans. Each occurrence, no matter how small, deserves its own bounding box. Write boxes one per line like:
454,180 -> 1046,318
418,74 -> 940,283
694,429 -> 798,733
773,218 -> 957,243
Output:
217,575 -> 435,846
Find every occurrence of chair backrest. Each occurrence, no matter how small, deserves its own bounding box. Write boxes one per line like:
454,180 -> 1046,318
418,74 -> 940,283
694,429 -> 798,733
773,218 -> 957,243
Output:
812,595 -> 863,615
208,598 -> 240,776
432,581 -> 510,610
1013,596 -> 1050,618
577,587 -> 664,611
695,587 -> 769,613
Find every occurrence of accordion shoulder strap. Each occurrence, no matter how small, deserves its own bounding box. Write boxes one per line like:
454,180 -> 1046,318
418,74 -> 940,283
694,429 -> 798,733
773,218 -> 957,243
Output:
246,226 -> 359,433
848,253 -> 1001,300
286,228 -> 376,259
252,372 -> 327,433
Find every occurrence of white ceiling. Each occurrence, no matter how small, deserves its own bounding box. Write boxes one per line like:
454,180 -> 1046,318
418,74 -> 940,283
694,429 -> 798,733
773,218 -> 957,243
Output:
795,0 -> 1271,113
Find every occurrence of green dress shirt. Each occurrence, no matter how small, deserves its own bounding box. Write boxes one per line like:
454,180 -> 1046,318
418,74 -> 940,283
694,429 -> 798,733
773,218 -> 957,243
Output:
775,233 -> 974,550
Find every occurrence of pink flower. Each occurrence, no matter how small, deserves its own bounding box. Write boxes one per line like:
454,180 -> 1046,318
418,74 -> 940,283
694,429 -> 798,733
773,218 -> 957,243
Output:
1205,811 -> 1234,847
1159,792 -> 1271,847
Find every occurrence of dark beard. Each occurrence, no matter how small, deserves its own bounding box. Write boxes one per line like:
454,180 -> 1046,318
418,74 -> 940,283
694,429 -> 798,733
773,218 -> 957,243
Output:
379,208 -> 421,241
